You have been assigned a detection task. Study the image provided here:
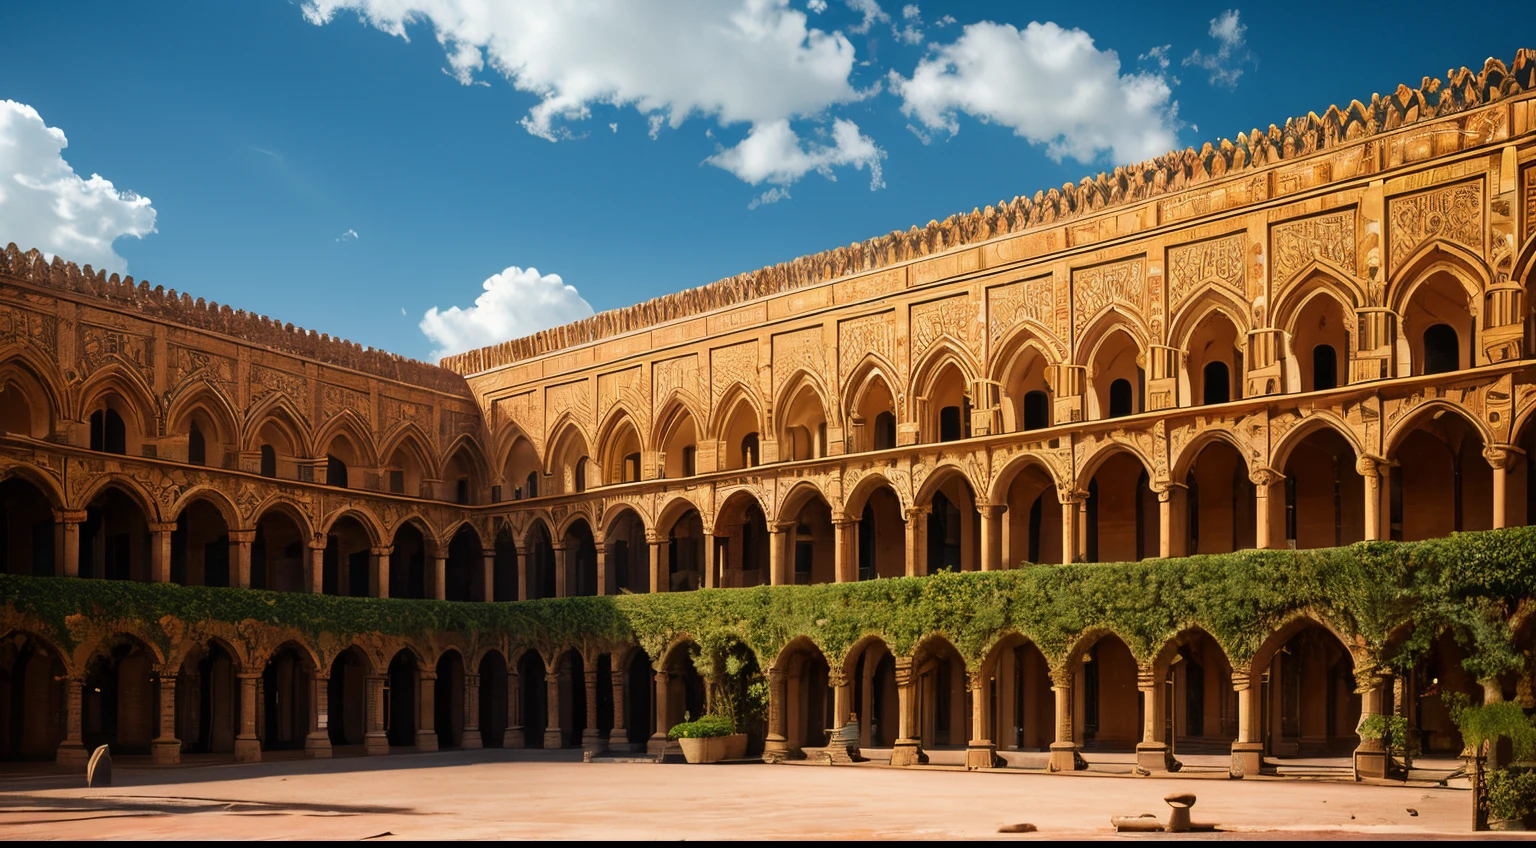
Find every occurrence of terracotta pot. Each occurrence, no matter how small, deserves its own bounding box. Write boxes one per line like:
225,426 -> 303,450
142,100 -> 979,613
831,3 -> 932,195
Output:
1489,818 -> 1526,831
678,734 -> 748,764
722,734 -> 748,760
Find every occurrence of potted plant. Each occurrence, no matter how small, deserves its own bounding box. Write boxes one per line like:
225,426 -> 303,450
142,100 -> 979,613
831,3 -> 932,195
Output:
668,714 -> 747,763
1487,768 -> 1536,831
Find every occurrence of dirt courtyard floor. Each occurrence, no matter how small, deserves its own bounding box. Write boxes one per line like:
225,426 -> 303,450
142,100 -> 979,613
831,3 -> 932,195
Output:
0,749 -> 1501,840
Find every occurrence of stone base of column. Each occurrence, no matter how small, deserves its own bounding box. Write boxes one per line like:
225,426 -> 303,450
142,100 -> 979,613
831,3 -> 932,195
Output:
56,742 -> 88,768
151,739 -> 181,765
1229,742 -> 1263,778
233,736 -> 261,763
305,732 -> 333,758
581,729 -> 608,755
646,733 -> 670,757
1047,742 -> 1086,772
415,730 -> 439,753
503,726 -> 524,749
608,729 -> 632,751
1134,742 -> 1181,774
762,734 -> 789,763
889,738 -> 926,767
462,729 -> 483,750
543,729 -> 564,749
1353,746 -> 1389,780
965,741 -> 1000,770
365,731 -> 390,755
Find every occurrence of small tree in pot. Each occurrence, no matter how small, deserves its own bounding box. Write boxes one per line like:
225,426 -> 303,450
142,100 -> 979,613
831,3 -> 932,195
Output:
669,714 -> 747,763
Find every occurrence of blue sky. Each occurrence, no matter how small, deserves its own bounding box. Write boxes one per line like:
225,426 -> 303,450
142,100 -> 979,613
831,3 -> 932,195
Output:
3,1 -> 1532,363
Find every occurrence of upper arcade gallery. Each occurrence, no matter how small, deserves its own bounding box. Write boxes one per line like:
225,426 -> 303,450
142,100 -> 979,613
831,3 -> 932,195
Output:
3,73 -> 1536,601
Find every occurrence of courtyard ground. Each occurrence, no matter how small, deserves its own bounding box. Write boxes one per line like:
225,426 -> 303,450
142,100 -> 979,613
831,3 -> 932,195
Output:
0,749 -> 1500,840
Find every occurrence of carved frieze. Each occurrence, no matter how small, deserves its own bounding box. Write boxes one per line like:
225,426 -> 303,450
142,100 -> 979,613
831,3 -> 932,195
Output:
1167,232 -> 1246,313
169,344 -> 235,396
597,366 -> 646,426
1524,164 -> 1535,244
653,354 -> 701,407
545,379 -> 593,435
382,395 -> 430,430
1388,179 -> 1484,272
838,312 -> 896,384
80,324 -> 153,386
445,409 -> 479,439
1072,257 -> 1151,335
911,295 -> 981,365
710,342 -> 758,405
987,276 -> 1056,350
1271,209 -> 1356,283
0,307 -> 56,356
321,384 -> 369,422
771,327 -> 826,397
249,364 -> 306,405
497,391 -> 541,448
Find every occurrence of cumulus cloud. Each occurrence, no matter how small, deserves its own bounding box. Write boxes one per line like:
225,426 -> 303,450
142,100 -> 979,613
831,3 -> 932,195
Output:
708,118 -> 884,190
894,3 -> 923,44
843,0 -> 889,33
0,101 -> 156,274
1139,44 -> 1171,69
1183,9 -> 1251,88
807,0 -> 827,11
420,266 -> 594,359
335,228 -> 359,242
302,0 -> 881,196
889,21 -> 1178,165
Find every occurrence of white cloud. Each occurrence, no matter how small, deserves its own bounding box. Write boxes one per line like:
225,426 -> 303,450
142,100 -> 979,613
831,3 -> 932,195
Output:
901,4 -> 920,20
1183,9 -> 1250,89
420,266 -> 594,359
708,118 -> 884,190
608,122 -> 618,133
843,0 -> 889,33
1139,44 -> 1171,70
335,228 -> 359,242
749,186 -> 792,209
807,0 -> 827,11
303,0 -> 881,195
889,21 -> 1179,165
0,101 -> 156,274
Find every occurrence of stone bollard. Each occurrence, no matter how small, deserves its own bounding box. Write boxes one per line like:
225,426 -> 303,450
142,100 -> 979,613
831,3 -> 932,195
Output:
1164,793 -> 1196,833
86,745 -> 112,787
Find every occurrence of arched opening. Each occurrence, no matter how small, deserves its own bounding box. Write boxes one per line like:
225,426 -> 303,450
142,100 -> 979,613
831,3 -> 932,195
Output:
172,499 -> 230,587
322,515 -> 373,597
548,425 -> 592,496
176,640 -> 238,755
1281,426 -> 1364,549
623,650 -> 654,749
171,399 -> 234,469
260,445 -> 277,478
261,645 -> 313,752
602,415 -> 644,485
1389,410 -> 1492,541
847,367 -> 898,453
778,379 -> 828,462
84,637 -> 157,755
848,641 -> 899,751
477,651 -> 509,748
782,489 -> 834,586
0,477 -> 55,576
525,520 -> 557,600
1158,630 -> 1237,751
87,392 -> 138,455
0,633 -> 65,761
324,433 -> 358,489
999,461 -> 1062,566
657,404 -> 700,479
1074,633 -> 1139,753
656,642 -> 707,744
326,647 -> 368,748
924,472 -> 978,574
914,638 -> 967,749
714,493 -> 769,589
1254,623 -> 1360,757
924,360 -> 970,444
446,525 -> 482,602
557,650 -> 586,748
852,484 -> 905,580
443,442 -> 484,505
1084,452 -> 1157,562
664,510 -> 705,592
604,509 -> 649,595
502,436 -> 542,500
717,394 -> 762,472
562,519 -> 599,597
1201,362 -> 1231,405
998,339 -> 1053,434
1089,328 -> 1143,420
435,651 -> 465,749
384,438 -> 429,498
79,486 -> 150,581
1400,269 -> 1474,376
187,420 -> 206,466
252,409 -> 304,481
1288,288 -> 1351,393
0,368 -> 54,439
518,650 -> 548,749
1184,440 -> 1256,555
252,508 -> 305,592
389,522 -> 430,600
1312,345 -> 1339,391
777,640 -> 831,755
385,651 -> 419,749
1183,309 -> 1242,407
493,526 -> 519,601
979,635 -> 1053,755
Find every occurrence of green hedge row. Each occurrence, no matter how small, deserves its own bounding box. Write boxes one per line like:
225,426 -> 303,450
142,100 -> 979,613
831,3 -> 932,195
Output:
4,526 -> 1534,677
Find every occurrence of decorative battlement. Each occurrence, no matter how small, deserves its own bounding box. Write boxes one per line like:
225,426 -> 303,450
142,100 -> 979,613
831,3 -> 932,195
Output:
441,50 -> 1536,376
0,243 -> 470,395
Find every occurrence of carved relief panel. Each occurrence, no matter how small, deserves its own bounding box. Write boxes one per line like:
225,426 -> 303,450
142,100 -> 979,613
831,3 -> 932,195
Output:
1387,179 -> 1484,272
80,323 -> 153,386
771,327 -> 827,396
168,344 -> 235,399
545,379 -> 593,437
711,341 -> 759,410
838,312 -> 896,385
320,384 -> 368,423
653,354 -> 701,408
0,307 -> 57,357
497,390 -> 542,451
249,364 -> 306,405
1071,257 -> 1156,337
986,275 -> 1058,351
597,366 -> 647,428
1167,232 -> 1246,314
910,294 -> 982,365
1523,163 -> 1535,245
1270,209 -> 1357,284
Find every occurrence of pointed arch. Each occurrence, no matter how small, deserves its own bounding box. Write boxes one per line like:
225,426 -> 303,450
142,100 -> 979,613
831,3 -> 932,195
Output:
544,417 -> 593,495
164,381 -> 240,449
914,461 -> 981,509
990,326 -> 1061,434
242,393 -> 313,456
1387,239 -> 1491,317
76,364 -> 159,444
1075,440 -> 1157,490
0,346 -> 65,437
169,485 -> 243,531
653,396 -> 702,479
1169,285 -> 1251,354
655,493 -> 704,537
711,384 -> 764,471
316,506 -> 385,548
708,381 -> 764,442
595,405 -> 645,485
314,409 -> 378,468
385,512 -> 441,554
987,452 -> 1062,505
74,474 -> 160,522
1169,429 -> 1256,481
775,478 -> 831,526
909,342 -> 979,417
1383,399 -> 1496,457
774,369 -> 832,462
1271,258 -> 1368,325
842,355 -> 900,453
843,468 -> 910,519
251,495 -> 316,542
379,423 -> 441,479
0,460 -> 65,509
1270,412 -> 1365,471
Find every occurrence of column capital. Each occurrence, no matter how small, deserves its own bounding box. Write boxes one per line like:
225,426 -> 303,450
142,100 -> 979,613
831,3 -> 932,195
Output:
371,546 -> 394,557
903,505 -> 931,521
1355,454 -> 1390,478
976,503 -> 1006,518
1485,444 -> 1526,469
1249,466 -> 1284,488
228,529 -> 257,544
53,508 -> 87,524
147,522 -> 177,534
1057,488 -> 1089,506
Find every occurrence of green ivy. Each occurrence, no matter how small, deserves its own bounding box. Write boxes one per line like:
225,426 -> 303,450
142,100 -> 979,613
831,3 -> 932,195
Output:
5,526 -> 1536,678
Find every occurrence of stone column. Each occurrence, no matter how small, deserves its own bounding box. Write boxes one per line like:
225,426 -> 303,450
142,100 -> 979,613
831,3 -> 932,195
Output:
903,507 -> 930,577
1359,457 -> 1386,542
763,667 -> 789,762
504,669 -> 523,749
833,518 -> 857,583
647,535 -> 669,594
609,662 -> 629,750
1251,468 -> 1284,550
831,670 -> 853,730
1352,670 -> 1388,780
431,555 -> 447,600
370,546 -> 392,599
979,504 -> 1004,572
1057,490 -> 1084,564
57,679 -> 87,766
514,544 -> 529,601
1486,446 -> 1521,529
234,673 -> 262,762
1156,484 -> 1187,559
307,542 -> 325,594
416,673 -> 438,752
151,674 -> 180,764
461,673 -> 483,750
965,674 -> 997,769
149,523 -> 174,583
582,669 -> 606,753
229,530 -> 255,589
481,548 -> 496,602
1230,671 -> 1262,777
553,544 -> 569,598
1134,667 -> 1176,772
890,657 -> 924,766
1047,673 -> 1082,772
307,673 -> 332,758
768,524 -> 790,586
648,669 -> 671,756
365,674 -> 389,755
55,509 -> 85,578
544,670 -> 563,749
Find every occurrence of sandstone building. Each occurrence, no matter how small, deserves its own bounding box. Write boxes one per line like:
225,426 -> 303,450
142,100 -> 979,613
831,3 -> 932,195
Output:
3,53 -> 1536,778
